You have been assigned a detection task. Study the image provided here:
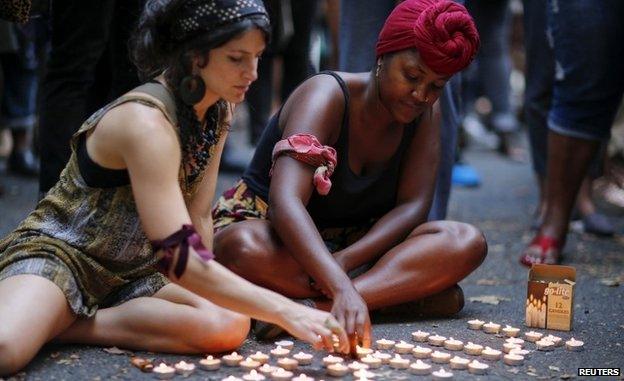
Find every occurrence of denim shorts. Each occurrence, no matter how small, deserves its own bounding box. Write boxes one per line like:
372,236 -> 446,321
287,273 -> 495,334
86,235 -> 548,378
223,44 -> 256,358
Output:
547,0 -> 624,141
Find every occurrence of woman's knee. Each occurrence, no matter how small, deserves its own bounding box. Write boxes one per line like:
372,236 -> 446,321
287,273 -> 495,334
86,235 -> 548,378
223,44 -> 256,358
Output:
186,306 -> 251,353
214,225 -> 267,274
443,222 -> 488,267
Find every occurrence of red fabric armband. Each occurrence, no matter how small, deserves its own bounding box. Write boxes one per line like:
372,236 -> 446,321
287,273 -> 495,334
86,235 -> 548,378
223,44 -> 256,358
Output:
271,134 -> 338,195
151,224 -> 214,278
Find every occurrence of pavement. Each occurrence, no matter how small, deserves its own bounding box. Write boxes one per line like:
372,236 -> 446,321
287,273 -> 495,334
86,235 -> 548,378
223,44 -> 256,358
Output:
1,143 -> 623,380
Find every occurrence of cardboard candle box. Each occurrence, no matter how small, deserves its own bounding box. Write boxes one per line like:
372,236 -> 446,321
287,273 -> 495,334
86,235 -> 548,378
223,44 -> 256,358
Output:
526,264 -> 576,331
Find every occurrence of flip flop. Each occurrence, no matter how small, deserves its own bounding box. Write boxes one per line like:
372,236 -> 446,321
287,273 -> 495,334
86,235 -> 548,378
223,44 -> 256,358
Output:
519,235 -> 563,267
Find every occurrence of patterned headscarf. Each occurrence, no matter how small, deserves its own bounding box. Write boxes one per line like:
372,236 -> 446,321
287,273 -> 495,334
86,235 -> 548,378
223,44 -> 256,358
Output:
171,0 -> 269,42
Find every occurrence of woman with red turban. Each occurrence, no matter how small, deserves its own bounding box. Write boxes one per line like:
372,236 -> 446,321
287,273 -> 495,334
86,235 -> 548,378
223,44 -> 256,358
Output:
213,0 -> 484,345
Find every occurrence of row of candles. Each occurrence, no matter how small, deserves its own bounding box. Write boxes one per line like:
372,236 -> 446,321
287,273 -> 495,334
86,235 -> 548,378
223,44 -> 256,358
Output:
150,322 -> 584,379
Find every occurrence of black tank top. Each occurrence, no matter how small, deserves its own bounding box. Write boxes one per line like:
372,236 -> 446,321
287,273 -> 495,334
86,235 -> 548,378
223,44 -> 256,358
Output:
242,71 -> 418,228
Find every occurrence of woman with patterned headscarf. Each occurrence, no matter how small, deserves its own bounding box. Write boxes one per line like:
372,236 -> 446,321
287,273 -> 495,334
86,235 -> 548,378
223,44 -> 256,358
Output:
0,0 -> 350,375
213,0 -> 484,344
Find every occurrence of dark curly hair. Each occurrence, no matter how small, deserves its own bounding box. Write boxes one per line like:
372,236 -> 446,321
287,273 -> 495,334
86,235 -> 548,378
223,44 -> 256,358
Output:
130,0 -> 270,188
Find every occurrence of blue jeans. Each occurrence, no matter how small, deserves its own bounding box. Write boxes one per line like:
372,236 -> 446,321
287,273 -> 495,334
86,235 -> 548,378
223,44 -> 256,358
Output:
546,0 -> 624,141
338,0 -> 463,220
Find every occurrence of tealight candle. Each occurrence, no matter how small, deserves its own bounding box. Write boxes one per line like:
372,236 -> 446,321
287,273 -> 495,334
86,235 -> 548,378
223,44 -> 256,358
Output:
389,354 -> 410,369
240,357 -> 262,371
275,340 -> 295,350
271,367 -> 294,381
467,319 -> 485,330
411,330 -> 430,342
355,345 -> 374,358
326,363 -> 349,377
503,342 -> 521,354
153,363 -> 176,380
432,367 -> 454,380
443,338 -> 464,351
292,352 -> 313,365
505,337 -> 525,347
544,334 -> 563,347
409,360 -> 432,375
199,355 -> 221,370
360,355 -> 382,369
271,346 -> 291,358
375,338 -> 395,350
503,353 -> 524,366
174,361 -> 196,377
565,338 -> 584,352
223,352 -> 244,366
222,376 -> 243,381
428,334 -> 447,347
353,369 -> 376,379
372,351 -> 391,364
250,351 -> 271,364
277,358 -> 299,371
463,342 -> 483,356
509,348 -> 531,358
348,361 -> 369,372
535,339 -> 555,351
292,374 -> 314,381
467,360 -> 489,375
394,340 -> 414,354
502,325 -> 520,337
412,345 -> 432,359
524,331 -> 543,342
258,364 -> 278,376
481,347 -> 502,361
482,322 -> 501,334
431,351 -> 451,364
322,355 -> 344,367
243,370 -> 267,381
449,356 -> 469,370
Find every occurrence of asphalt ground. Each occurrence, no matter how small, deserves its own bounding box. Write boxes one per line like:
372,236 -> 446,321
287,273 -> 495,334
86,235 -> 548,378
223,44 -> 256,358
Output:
1,147 -> 623,381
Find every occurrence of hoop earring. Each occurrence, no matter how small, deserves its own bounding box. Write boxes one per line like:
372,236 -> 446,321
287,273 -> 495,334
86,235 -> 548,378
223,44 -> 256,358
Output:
179,75 -> 206,105
375,62 -> 381,78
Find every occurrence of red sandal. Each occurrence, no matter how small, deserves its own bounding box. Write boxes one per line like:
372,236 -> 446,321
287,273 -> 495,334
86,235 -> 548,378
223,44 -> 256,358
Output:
519,235 -> 563,267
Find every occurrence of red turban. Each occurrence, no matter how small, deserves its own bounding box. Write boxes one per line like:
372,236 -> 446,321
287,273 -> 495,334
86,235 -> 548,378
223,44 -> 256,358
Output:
375,0 -> 479,76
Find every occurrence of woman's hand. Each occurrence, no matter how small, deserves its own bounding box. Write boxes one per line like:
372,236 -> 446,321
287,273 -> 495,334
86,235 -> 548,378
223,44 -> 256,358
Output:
277,302 -> 350,353
331,285 -> 372,350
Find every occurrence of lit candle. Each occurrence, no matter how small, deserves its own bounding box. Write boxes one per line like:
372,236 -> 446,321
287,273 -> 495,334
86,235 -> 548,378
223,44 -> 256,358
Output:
360,355 -> 382,369
565,338 -> 584,352
271,346 -> 291,358
275,340 -> 295,350
481,347 -> 502,361
347,361 -> 369,372
240,357 -> 262,371
428,334 -> 447,347
431,367 -> 454,380
412,345 -> 432,359
355,345 -> 374,358
443,338 -> 463,351
467,360 -> 489,375
152,363 -> 175,380
375,338 -> 395,350
411,330 -> 430,342
292,352 -> 313,365
174,361 -> 196,376
250,351 -> 271,364
277,358 -> 299,371
223,351 -> 244,366
449,356 -> 470,370
353,369 -> 376,379
544,334 -> 563,347
482,322 -> 501,334
463,342 -> 483,356
503,342 -> 521,354
199,355 -> 221,370
409,360 -> 432,375
394,340 -> 414,354
431,351 -> 451,364
389,354 -> 410,369
502,325 -> 520,337
222,376 -> 243,381
509,348 -> 531,358
258,364 -> 278,376
372,351 -> 391,364
467,319 -> 485,330
502,353 -> 524,366
326,363 -> 349,377
505,337 -> 525,347
524,331 -> 543,343
322,355 -> 344,367
535,339 -> 555,351
292,374 -> 314,381
243,370 -> 267,381
271,367 -> 294,381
